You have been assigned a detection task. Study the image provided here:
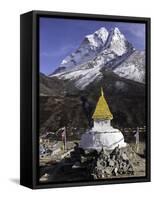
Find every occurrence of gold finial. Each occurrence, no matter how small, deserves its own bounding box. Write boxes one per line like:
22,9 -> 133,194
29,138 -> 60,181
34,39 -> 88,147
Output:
101,87 -> 104,96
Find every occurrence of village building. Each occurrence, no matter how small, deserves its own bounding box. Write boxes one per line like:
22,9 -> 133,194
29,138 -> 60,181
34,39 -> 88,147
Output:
80,88 -> 126,151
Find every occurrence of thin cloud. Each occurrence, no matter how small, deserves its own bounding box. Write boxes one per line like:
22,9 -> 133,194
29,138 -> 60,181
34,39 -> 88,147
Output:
128,24 -> 145,39
41,44 -> 76,58
132,29 -> 145,38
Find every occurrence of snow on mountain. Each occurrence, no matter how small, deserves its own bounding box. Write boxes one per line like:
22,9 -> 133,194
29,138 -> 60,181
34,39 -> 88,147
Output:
59,27 -> 134,71
113,51 -> 145,83
53,64 -> 103,89
59,27 -> 109,69
50,27 -> 145,90
108,28 -> 134,56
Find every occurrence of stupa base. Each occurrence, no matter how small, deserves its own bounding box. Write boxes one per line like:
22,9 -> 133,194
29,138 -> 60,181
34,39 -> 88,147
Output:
80,129 -> 127,151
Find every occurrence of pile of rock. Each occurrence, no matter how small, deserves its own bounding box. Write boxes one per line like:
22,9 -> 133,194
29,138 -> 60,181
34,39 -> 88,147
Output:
69,143 -> 134,179
40,143 -> 53,158
90,146 -> 134,179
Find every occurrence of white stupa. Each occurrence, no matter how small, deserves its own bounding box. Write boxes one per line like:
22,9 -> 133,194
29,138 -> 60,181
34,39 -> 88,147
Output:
80,88 -> 126,151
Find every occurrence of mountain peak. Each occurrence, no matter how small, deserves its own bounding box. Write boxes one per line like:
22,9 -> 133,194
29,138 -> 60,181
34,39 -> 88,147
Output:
82,27 -> 108,47
113,27 -> 121,34
94,27 -> 109,43
96,27 -> 108,34
56,26 -> 134,71
108,27 -> 133,56
111,27 -> 126,42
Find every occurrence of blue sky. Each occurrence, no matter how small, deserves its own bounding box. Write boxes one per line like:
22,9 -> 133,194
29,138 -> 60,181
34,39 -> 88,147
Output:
40,17 -> 145,75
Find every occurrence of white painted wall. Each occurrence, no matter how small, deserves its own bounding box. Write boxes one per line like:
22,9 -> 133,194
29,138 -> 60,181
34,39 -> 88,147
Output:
0,0 -> 153,199
93,119 -> 111,131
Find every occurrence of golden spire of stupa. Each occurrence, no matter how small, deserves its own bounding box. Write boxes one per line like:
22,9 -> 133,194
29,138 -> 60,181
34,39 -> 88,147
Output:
92,88 -> 113,120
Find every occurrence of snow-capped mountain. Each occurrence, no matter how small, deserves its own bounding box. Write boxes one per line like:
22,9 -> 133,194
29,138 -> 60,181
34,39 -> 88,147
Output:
50,27 -> 145,89
59,27 -> 108,69
113,51 -> 145,83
